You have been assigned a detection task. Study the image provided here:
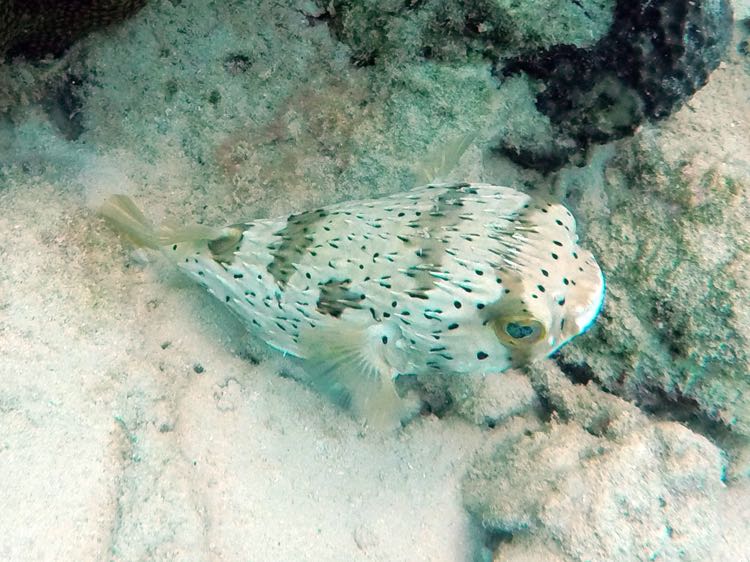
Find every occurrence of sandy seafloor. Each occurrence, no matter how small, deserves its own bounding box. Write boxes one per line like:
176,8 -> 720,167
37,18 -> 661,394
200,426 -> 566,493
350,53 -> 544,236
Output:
1,1 -> 750,561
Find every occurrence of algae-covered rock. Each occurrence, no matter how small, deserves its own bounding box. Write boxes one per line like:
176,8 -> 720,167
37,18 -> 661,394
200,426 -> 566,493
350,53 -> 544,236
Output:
323,0 -> 613,65
560,133 -> 750,435
463,410 -> 726,561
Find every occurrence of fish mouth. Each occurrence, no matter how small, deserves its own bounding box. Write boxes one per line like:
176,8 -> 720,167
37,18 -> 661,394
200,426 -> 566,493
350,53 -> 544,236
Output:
572,257 -> 606,336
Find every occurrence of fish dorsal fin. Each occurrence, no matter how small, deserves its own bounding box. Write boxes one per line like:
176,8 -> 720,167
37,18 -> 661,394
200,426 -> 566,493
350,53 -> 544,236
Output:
298,321 -> 419,429
412,132 -> 477,185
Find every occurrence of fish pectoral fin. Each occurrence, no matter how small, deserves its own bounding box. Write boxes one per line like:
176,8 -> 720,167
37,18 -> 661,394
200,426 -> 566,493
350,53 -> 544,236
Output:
300,323 -> 420,429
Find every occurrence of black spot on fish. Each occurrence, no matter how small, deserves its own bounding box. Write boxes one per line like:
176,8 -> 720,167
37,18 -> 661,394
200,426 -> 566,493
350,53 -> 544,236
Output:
382,336 -> 388,344
477,351 -> 488,360
405,290 -> 429,300
448,323 -> 459,330
537,284 -> 546,292
454,300 -> 462,309
316,279 -> 362,318
541,269 -> 549,277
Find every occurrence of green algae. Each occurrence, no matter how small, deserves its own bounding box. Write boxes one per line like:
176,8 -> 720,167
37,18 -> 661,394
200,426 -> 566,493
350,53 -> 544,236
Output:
562,134 -> 750,435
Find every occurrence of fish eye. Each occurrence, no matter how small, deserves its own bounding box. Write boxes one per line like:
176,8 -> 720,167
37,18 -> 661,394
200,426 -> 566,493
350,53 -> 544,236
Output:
492,316 -> 546,347
506,322 -> 536,339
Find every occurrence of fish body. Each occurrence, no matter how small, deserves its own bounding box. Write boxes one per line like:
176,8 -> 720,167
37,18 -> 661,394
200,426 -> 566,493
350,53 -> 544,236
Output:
102,182 -> 604,425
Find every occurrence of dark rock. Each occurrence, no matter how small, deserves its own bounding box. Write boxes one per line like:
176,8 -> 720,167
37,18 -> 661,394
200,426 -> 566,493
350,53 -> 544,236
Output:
501,0 -> 733,171
0,0 -> 147,60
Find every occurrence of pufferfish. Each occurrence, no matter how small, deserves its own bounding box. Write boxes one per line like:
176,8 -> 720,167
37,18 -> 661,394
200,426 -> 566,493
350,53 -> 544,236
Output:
101,182 -> 604,426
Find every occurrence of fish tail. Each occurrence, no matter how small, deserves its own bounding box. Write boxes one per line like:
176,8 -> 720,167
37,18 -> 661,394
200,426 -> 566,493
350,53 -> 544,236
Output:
157,220 -> 226,246
98,194 -> 161,250
99,194 -> 227,250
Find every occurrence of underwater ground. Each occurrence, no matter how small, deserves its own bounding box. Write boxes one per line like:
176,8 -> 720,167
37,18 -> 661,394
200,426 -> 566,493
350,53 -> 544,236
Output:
1,1 -> 749,560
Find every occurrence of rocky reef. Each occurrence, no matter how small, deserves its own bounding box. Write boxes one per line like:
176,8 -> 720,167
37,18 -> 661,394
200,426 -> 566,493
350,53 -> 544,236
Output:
319,0 -> 733,172
463,363 -> 731,562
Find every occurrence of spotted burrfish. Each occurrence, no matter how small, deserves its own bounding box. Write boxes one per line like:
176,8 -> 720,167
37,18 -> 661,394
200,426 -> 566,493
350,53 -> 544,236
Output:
101,182 -> 604,426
